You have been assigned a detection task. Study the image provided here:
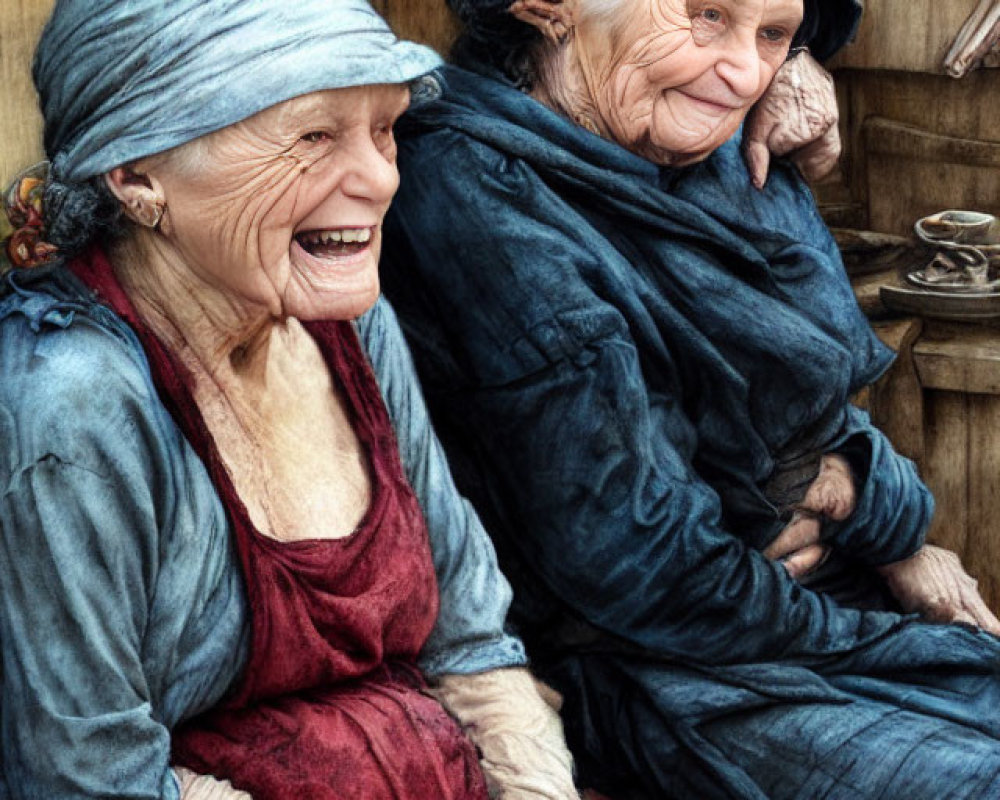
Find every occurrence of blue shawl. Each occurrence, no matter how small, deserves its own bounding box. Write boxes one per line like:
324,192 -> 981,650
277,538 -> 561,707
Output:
380,60 -> 1000,797
383,62 -> 936,660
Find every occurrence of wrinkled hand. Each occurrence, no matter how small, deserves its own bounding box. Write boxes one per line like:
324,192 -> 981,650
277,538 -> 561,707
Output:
878,544 -> 1000,635
744,50 -> 841,189
764,454 -> 856,579
430,668 -> 580,800
174,767 -> 252,799
509,0 -> 575,43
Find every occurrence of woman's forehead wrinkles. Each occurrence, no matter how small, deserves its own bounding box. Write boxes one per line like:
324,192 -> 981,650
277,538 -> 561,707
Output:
766,0 -> 805,28
275,96 -> 337,127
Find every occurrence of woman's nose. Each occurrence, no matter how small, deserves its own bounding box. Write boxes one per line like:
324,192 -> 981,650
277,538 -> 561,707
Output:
340,136 -> 400,204
714,36 -> 763,99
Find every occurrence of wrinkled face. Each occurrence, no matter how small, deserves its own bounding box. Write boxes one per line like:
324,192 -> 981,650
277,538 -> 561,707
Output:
579,0 -> 804,165
153,84 -> 409,321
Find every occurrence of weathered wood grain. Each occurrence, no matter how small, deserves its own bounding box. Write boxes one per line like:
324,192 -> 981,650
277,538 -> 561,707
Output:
966,393 -> 1000,612
820,63 -> 1000,233
829,0 -> 999,74
923,391 -> 971,558
861,116 -> 1000,235
0,0 -> 54,186
373,0 -> 459,55
914,322 -> 1000,395
869,317 -> 926,462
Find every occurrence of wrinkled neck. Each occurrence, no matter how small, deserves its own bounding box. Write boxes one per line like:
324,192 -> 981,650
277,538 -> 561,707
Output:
530,39 -> 609,140
110,232 -> 275,382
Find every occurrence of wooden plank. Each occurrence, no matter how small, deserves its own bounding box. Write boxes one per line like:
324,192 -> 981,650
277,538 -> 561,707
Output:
867,156 -> 1000,235
829,0 -> 992,73
860,115 -> 1000,234
914,323 -> 1000,395
864,117 -> 1000,169
375,0 -> 459,55
922,391 -> 970,557
868,317 -> 926,462
835,71 -> 1000,155
0,0 -> 54,186
825,68 -> 1000,236
850,268 -> 898,318
965,393 -> 1000,613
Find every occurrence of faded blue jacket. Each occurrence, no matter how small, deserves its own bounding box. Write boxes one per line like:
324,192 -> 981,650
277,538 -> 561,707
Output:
0,265 -> 525,800
381,61 -> 938,660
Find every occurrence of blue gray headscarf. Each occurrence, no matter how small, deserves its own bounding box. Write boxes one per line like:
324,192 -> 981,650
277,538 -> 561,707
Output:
32,0 -> 441,254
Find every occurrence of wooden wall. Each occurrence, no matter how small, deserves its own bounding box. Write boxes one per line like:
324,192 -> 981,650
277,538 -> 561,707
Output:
0,0 -> 458,186
0,0 -> 53,186
373,0 -> 458,57
821,0 -> 1000,235
828,0 -> 991,73
829,0 -> 1000,611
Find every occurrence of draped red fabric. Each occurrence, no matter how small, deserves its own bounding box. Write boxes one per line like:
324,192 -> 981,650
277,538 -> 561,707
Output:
69,248 -> 488,800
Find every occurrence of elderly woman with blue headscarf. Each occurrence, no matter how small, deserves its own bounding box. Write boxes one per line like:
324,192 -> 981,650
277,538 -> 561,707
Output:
0,2 -> 581,799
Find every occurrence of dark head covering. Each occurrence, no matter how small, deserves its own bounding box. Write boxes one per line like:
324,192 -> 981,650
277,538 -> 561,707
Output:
30,0 -> 441,254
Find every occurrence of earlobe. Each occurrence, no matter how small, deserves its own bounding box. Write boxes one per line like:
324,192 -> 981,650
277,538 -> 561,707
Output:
509,0 -> 578,45
105,166 -> 167,230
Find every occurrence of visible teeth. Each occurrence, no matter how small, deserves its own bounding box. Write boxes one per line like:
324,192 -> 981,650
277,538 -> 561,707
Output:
300,228 -> 372,247
341,228 -> 371,243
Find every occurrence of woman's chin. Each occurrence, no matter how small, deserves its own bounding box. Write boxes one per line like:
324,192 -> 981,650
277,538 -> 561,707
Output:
642,105 -> 744,165
282,281 -> 380,322
285,238 -> 381,320
645,126 -> 741,167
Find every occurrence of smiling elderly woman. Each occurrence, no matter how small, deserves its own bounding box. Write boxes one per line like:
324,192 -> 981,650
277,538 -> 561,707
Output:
379,0 -> 1000,798
0,2 -> 579,799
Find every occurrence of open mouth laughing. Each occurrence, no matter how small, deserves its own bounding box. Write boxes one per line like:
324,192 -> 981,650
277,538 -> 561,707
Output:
295,226 -> 375,259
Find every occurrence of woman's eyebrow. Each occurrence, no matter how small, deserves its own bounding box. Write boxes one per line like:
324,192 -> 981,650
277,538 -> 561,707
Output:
764,1 -> 805,27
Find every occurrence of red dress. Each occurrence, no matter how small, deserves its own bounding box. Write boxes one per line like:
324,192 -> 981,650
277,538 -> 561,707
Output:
70,249 -> 489,800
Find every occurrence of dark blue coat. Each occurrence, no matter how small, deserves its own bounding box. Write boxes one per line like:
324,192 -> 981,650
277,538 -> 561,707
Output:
382,61 -> 1000,798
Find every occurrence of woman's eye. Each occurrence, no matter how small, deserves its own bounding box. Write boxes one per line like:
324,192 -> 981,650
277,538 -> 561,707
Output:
300,131 -> 329,144
700,8 -> 723,23
760,27 -> 788,43
373,123 -> 396,146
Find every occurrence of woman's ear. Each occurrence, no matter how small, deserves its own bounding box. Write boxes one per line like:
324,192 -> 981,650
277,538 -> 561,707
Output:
509,0 -> 578,45
105,165 -> 167,229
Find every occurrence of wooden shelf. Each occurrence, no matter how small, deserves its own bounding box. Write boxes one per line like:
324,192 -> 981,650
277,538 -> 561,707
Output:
914,322 -> 1000,395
